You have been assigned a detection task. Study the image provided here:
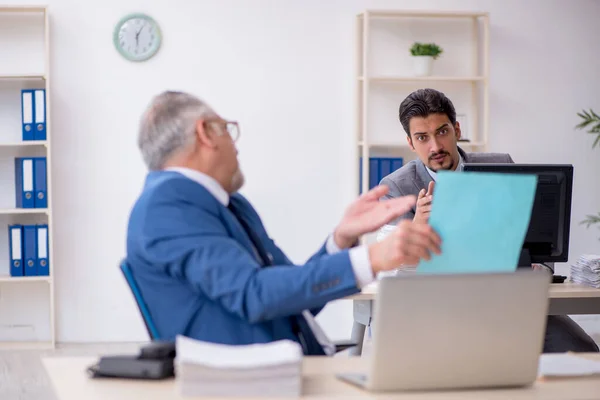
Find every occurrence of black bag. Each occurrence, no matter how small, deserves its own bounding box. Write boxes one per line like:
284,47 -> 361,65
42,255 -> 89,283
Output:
87,341 -> 176,380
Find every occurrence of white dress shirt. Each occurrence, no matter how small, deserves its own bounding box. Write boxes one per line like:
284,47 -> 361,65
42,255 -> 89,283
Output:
165,167 -> 375,355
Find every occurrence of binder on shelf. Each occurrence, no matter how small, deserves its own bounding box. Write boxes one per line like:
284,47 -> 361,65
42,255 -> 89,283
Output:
369,158 -> 378,192
15,157 -> 35,208
359,157 -> 404,193
36,224 -> 49,276
9,225 -> 24,277
33,157 -> 47,208
23,225 -> 37,276
21,89 -> 34,141
34,89 -> 46,140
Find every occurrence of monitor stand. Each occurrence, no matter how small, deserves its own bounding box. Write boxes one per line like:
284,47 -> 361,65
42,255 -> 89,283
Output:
518,249 -> 564,283
517,248 -> 532,269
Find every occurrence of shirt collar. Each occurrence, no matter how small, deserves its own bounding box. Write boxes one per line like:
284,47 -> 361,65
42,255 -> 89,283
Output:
425,152 -> 465,182
165,167 -> 229,206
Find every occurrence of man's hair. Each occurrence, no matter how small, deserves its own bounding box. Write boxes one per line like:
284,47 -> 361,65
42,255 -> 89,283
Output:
398,88 -> 456,137
137,91 -> 216,170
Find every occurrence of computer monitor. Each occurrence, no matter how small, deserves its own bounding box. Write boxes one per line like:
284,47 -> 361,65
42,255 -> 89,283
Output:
462,164 -> 573,270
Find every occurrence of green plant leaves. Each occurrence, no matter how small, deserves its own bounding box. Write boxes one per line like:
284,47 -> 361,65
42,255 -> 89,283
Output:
580,213 -> 600,240
575,108 -> 600,149
410,42 -> 443,60
575,109 -> 600,239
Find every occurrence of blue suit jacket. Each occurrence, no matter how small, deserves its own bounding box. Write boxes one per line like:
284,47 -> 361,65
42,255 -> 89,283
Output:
126,171 -> 361,346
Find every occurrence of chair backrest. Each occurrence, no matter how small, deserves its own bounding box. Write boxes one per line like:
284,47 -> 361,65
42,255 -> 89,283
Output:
119,260 -> 160,340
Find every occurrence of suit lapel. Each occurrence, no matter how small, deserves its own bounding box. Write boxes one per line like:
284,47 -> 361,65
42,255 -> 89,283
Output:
224,198 -> 276,267
222,205 -> 265,265
414,160 -> 434,190
457,146 -> 468,162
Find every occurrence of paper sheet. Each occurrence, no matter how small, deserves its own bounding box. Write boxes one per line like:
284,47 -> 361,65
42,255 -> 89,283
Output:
175,335 -> 302,369
417,171 -> 537,274
539,353 -> 600,378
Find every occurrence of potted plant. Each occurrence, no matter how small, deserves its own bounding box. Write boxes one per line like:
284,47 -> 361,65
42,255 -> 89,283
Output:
410,42 -> 443,76
575,108 -> 600,239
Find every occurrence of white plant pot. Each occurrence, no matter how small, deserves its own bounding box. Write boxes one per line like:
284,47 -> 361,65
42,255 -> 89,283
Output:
412,56 -> 434,76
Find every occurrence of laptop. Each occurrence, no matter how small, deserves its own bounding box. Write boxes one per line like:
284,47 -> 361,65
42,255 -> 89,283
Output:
337,270 -> 551,392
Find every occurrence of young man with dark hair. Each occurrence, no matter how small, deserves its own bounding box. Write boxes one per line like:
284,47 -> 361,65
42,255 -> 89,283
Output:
382,88 -> 512,224
378,88 -> 599,354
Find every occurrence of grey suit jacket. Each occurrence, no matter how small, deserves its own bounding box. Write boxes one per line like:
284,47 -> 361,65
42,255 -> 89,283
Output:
380,147 -> 514,223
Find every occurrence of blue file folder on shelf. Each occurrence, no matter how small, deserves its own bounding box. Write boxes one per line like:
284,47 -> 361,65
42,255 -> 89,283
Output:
34,157 -> 47,208
21,89 -> 46,141
416,171 -> 538,275
34,89 -> 47,140
15,157 -> 47,209
36,224 -> 50,276
21,90 -> 34,140
9,225 -> 24,276
7,224 -> 49,277
23,225 -> 37,276
15,158 -> 35,208
359,157 -> 403,193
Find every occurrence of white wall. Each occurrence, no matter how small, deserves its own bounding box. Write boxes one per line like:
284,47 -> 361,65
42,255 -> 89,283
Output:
1,0 -> 598,343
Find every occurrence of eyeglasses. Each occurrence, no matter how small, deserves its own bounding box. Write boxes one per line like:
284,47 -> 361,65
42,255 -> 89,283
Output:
204,119 -> 240,142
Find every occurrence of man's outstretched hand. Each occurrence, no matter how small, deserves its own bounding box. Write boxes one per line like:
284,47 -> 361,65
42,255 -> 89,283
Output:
414,181 -> 435,224
333,185 -> 416,249
369,219 -> 442,273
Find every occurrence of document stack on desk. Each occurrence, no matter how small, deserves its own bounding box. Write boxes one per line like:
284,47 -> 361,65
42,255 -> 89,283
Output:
538,353 -> 600,379
570,254 -> 600,288
175,335 -> 302,397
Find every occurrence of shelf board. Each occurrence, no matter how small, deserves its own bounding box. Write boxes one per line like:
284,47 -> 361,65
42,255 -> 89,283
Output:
359,10 -> 488,19
359,141 -> 486,148
0,208 -> 49,215
0,73 -> 46,81
359,76 -> 485,83
0,140 -> 47,147
0,341 -> 53,350
458,141 -> 486,147
0,275 -> 51,283
0,6 -> 47,13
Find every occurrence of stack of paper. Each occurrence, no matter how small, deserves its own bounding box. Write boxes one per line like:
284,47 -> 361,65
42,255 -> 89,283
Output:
539,353 -> 600,379
175,335 -> 303,397
570,254 -> 600,288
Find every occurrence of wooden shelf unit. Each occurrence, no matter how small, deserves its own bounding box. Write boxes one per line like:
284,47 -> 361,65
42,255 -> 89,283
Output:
356,9 -> 490,197
0,5 -> 55,349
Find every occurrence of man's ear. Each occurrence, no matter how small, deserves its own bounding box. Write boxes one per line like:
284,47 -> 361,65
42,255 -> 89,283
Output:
454,121 -> 462,141
196,120 -> 217,149
406,135 -> 415,151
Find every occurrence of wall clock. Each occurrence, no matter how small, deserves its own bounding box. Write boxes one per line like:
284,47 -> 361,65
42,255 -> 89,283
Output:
113,13 -> 162,62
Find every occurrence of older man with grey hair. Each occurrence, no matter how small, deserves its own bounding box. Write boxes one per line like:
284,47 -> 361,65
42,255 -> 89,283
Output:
125,90 -> 442,354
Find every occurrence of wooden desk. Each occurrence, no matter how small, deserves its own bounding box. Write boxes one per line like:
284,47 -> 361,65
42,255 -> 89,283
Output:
348,282 -> 600,356
42,355 -> 600,399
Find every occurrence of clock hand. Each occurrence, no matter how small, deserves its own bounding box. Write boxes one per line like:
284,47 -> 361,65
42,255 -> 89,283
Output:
135,26 -> 143,47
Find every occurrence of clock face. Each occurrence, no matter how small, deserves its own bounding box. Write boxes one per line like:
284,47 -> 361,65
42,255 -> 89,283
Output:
114,13 -> 161,62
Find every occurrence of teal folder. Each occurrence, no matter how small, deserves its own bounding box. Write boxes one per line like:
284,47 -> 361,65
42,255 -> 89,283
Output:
416,171 -> 537,274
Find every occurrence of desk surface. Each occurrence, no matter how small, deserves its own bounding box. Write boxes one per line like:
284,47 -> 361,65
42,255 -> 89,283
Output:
349,281 -> 600,301
43,355 -> 600,400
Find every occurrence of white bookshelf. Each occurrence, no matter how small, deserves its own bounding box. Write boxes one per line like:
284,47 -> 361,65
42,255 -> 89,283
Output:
356,10 -> 490,196
0,5 -> 54,348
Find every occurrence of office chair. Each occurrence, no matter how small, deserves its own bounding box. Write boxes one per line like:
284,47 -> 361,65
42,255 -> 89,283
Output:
119,260 -> 160,340
119,260 -> 356,353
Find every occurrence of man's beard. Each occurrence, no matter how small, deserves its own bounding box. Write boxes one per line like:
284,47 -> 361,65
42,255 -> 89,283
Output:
428,151 -> 454,172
